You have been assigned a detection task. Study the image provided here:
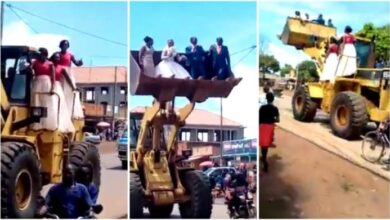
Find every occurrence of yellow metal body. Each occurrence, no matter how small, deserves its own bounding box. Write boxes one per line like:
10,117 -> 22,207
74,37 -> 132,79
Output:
1,82 -> 83,185
280,17 -> 390,123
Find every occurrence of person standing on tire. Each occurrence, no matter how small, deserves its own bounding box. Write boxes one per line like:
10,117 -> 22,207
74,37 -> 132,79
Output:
39,164 -> 95,218
259,93 -> 279,173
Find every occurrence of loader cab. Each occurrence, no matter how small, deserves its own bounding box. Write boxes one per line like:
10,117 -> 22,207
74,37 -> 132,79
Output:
1,46 -> 39,105
355,38 -> 375,68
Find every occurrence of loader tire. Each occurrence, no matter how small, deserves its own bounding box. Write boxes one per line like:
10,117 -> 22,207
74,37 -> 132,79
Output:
330,91 -> 367,139
292,86 -> 317,122
69,142 -> 101,188
130,172 -> 145,218
1,142 -> 41,218
179,170 -> 212,218
148,204 -> 174,218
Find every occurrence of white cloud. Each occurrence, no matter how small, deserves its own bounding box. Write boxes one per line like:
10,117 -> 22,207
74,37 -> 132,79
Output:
3,21 -> 69,56
216,64 -> 258,139
267,42 -> 308,67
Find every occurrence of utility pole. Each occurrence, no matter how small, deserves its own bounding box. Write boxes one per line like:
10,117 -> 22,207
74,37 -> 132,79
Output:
112,66 -> 117,132
1,1 -> 5,47
219,97 -> 223,166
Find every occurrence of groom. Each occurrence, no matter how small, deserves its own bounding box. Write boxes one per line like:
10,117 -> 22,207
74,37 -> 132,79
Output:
185,37 -> 206,79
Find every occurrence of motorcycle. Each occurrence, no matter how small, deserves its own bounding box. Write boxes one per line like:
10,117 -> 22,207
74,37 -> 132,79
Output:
227,187 -> 256,219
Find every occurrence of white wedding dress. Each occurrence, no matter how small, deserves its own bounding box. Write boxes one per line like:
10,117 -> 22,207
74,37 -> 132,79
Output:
155,46 -> 191,79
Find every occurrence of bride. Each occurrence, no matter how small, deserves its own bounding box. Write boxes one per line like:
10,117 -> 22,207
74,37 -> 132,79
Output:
156,39 -> 191,79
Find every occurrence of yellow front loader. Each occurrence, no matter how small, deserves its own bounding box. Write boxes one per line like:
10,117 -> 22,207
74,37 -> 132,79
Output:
129,51 -> 242,218
280,17 -> 390,139
1,46 -> 101,218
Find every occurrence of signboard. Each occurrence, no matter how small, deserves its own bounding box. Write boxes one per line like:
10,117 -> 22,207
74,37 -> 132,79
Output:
222,138 -> 257,155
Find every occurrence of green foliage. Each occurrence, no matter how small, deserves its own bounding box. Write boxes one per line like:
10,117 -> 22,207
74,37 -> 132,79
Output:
356,23 -> 390,60
259,54 -> 280,74
297,60 -> 318,82
280,64 -> 294,77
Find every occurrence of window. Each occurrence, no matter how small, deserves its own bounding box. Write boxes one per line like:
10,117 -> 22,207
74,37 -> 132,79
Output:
101,87 -> 109,95
100,102 -> 108,115
180,130 -> 191,141
197,130 -> 208,142
120,86 -> 127,95
231,130 -> 237,140
214,131 -> 221,142
85,88 -> 95,102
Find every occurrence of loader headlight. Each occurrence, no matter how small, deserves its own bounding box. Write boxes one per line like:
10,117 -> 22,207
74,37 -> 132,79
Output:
31,107 -> 47,118
383,71 -> 390,80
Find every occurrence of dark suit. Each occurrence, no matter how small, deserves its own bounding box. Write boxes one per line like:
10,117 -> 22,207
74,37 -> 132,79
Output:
185,45 -> 206,79
210,44 -> 231,80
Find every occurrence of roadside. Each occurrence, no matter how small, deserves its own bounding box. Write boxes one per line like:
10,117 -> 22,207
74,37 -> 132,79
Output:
275,92 -> 390,180
260,128 -> 390,218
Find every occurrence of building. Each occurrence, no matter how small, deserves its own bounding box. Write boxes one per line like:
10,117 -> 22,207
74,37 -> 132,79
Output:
130,107 -> 256,167
73,66 -> 127,127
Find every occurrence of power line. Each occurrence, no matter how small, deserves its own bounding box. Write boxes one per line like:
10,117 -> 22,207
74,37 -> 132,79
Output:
7,4 -> 39,33
230,45 -> 256,56
232,46 -> 256,67
6,3 -> 126,47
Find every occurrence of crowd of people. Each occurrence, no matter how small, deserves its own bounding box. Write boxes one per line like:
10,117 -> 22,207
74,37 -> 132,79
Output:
294,11 -> 334,27
137,36 -> 233,80
29,40 -> 84,132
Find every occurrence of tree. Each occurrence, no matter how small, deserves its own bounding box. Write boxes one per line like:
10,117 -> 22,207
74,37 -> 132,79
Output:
259,54 -> 280,74
297,60 -> 318,82
280,64 -> 294,77
356,23 -> 390,60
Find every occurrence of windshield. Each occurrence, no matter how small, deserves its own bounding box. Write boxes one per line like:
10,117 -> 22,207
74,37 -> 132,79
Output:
355,40 -> 372,68
204,168 -> 215,175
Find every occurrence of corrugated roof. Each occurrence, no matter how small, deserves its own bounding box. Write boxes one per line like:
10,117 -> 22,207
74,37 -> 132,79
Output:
72,66 -> 127,84
130,106 -> 243,127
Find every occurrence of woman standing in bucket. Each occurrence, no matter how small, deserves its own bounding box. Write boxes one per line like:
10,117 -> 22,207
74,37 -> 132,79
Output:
50,52 -> 75,133
31,48 -> 57,130
336,26 -> 357,77
321,37 -> 339,82
57,39 -> 84,120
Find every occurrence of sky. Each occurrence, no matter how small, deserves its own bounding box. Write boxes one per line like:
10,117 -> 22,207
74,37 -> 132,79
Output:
2,1 -> 128,67
259,1 -> 390,68
129,1 -> 258,138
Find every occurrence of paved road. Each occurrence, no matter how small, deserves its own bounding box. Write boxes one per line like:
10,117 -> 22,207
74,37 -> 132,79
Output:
41,142 -> 128,219
272,92 -> 390,180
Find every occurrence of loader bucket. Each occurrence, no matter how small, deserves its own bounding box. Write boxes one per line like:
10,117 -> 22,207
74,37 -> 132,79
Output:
280,17 -> 337,48
130,51 -> 242,103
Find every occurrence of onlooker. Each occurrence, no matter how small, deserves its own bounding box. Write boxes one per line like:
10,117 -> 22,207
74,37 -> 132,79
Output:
315,14 -> 325,25
259,93 -> 279,173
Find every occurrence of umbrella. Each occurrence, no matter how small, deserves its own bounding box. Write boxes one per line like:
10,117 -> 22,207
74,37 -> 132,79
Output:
199,161 -> 214,167
97,121 -> 110,127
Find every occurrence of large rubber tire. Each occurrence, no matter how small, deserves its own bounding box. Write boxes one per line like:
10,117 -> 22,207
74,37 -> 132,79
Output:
330,91 -> 367,139
148,204 -> 174,218
69,142 -> 101,188
179,170 -> 212,218
292,86 -> 317,122
130,172 -> 145,218
1,142 -> 41,218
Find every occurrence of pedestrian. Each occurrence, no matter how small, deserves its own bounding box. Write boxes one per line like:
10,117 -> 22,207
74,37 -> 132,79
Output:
259,93 -> 279,173
209,37 -> 232,80
259,86 -> 270,107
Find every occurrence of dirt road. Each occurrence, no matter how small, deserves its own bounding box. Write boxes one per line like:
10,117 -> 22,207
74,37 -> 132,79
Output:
260,128 -> 390,218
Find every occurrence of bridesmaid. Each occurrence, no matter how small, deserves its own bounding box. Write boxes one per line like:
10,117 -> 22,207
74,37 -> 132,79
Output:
57,40 -> 84,119
138,36 -> 156,77
320,37 -> 339,82
31,48 -> 57,130
50,52 -> 76,133
336,25 -> 357,77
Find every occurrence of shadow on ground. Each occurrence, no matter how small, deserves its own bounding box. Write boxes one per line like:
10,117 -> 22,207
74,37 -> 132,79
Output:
259,154 -> 303,218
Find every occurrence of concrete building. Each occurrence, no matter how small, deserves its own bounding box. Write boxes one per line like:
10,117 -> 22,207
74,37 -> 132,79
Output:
73,66 -> 127,126
130,107 -> 254,166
